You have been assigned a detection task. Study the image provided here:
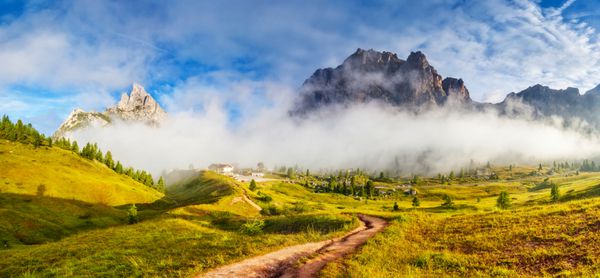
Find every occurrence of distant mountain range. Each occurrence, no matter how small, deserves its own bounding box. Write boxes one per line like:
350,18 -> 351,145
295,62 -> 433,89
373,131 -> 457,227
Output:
55,49 -> 600,137
293,48 -> 600,130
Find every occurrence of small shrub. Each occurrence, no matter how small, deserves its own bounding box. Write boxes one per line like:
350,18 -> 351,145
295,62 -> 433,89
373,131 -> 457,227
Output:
260,204 -> 281,216
127,204 -> 138,224
36,184 -> 46,197
256,191 -> 272,202
412,196 -> 420,208
441,195 -> 455,208
240,220 -> 265,235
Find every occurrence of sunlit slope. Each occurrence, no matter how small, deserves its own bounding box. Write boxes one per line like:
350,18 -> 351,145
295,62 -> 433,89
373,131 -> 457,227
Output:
166,171 -> 261,217
0,140 -> 163,205
166,171 -> 239,205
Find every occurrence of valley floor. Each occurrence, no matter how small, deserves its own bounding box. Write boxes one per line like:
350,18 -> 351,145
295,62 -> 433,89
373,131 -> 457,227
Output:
2,161 -> 600,277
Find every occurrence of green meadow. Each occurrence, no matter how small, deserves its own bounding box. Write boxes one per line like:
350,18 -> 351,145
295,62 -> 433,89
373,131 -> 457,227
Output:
1,137 -> 600,277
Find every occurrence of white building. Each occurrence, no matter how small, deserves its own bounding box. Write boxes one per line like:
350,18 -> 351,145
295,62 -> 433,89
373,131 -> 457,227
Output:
208,163 -> 234,175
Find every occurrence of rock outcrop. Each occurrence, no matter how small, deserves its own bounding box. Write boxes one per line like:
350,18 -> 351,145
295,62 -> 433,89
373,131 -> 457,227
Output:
54,84 -> 166,138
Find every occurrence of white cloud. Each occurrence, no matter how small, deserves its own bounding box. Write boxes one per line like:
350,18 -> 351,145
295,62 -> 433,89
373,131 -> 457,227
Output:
2,0 -> 600,135
70,98 -> 600,176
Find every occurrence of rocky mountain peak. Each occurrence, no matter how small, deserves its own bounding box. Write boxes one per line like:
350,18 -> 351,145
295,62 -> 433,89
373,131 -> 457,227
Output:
343,48 -> 403,68
292,49 -> 471,114
54,83 -> 167,138
442,78 -> 470,101
108,83 -> 166,123
406,51 -> 430,69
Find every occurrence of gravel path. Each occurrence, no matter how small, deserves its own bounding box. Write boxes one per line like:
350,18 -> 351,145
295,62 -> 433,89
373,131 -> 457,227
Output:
197,214 -> 387,278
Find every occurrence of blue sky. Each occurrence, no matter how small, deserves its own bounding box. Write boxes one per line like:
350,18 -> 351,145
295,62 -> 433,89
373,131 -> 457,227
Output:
1,0 -> 600,134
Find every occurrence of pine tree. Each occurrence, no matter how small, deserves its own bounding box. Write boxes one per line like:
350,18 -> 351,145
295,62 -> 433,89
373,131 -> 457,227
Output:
365,180 -> 374,199
393,201 -> 399,211
496,191 -> 511,209
104,151 -> 115,169
550,183 -> 560,202
95,148 -> 103,161
249,179 -> 257,191
287,167 -> 296,179
157,176 -> 166,192
71,141 -> 79,153
114,161 -> 124,174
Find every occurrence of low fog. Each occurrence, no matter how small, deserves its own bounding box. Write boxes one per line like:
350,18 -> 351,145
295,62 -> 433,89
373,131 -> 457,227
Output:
70,95 -> 600,177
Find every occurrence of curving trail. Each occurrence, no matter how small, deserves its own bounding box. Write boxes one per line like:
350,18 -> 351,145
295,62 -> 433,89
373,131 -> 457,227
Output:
197,214 -> 387,278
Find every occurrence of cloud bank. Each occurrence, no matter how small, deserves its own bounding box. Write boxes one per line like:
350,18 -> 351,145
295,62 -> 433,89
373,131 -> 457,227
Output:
69,81 -> 600,176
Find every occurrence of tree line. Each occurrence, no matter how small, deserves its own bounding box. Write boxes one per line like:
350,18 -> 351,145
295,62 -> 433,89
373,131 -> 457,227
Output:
1,115 -> 165,192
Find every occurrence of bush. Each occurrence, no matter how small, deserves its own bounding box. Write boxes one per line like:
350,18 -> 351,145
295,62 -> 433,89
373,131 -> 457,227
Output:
441,195 -> 455,208
127,204 -> 138,224
240,219 -> 265,235
256,191 -> 272,202
260,204 -> 281,216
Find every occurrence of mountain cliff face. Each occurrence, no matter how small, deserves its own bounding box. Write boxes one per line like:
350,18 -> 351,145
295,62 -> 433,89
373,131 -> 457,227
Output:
54,84 -> 166,138
292,48 -> 471,114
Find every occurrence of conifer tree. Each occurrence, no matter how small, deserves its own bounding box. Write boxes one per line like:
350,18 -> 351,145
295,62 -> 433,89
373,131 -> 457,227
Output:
114,161 -> 124,174
496,191 -> 511,209
550,183 -> 560,202
104,151 -> 115,169
157,176 -> 166,192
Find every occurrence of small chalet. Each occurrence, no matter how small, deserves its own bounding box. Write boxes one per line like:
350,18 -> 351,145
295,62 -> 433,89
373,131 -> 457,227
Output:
208,163 -> 234,175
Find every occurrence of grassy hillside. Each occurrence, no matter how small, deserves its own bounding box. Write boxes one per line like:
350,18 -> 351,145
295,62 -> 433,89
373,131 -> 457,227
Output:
0,140 -> 163,206
166,170 -> 238,206
0,171 -> 358,277
321,200 -> 600,277
0,193 -> 126,246
319,169 -> 600,277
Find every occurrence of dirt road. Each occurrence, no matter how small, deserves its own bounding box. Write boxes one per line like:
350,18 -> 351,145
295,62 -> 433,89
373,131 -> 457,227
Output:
197,214 -> 387,278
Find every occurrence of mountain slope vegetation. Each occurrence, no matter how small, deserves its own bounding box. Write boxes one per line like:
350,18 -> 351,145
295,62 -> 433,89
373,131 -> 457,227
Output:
0,139 -> 163,206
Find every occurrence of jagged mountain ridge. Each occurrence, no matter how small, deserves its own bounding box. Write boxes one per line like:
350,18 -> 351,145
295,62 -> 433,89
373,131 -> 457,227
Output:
293,48 -> 600,130
499,84 -> 600,129
54,83 -> 166,138
292,48 -> 471,114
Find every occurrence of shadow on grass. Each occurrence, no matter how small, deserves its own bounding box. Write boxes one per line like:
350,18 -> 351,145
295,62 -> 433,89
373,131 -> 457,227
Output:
0,193 -> 126,247
560,183 -> 600,202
